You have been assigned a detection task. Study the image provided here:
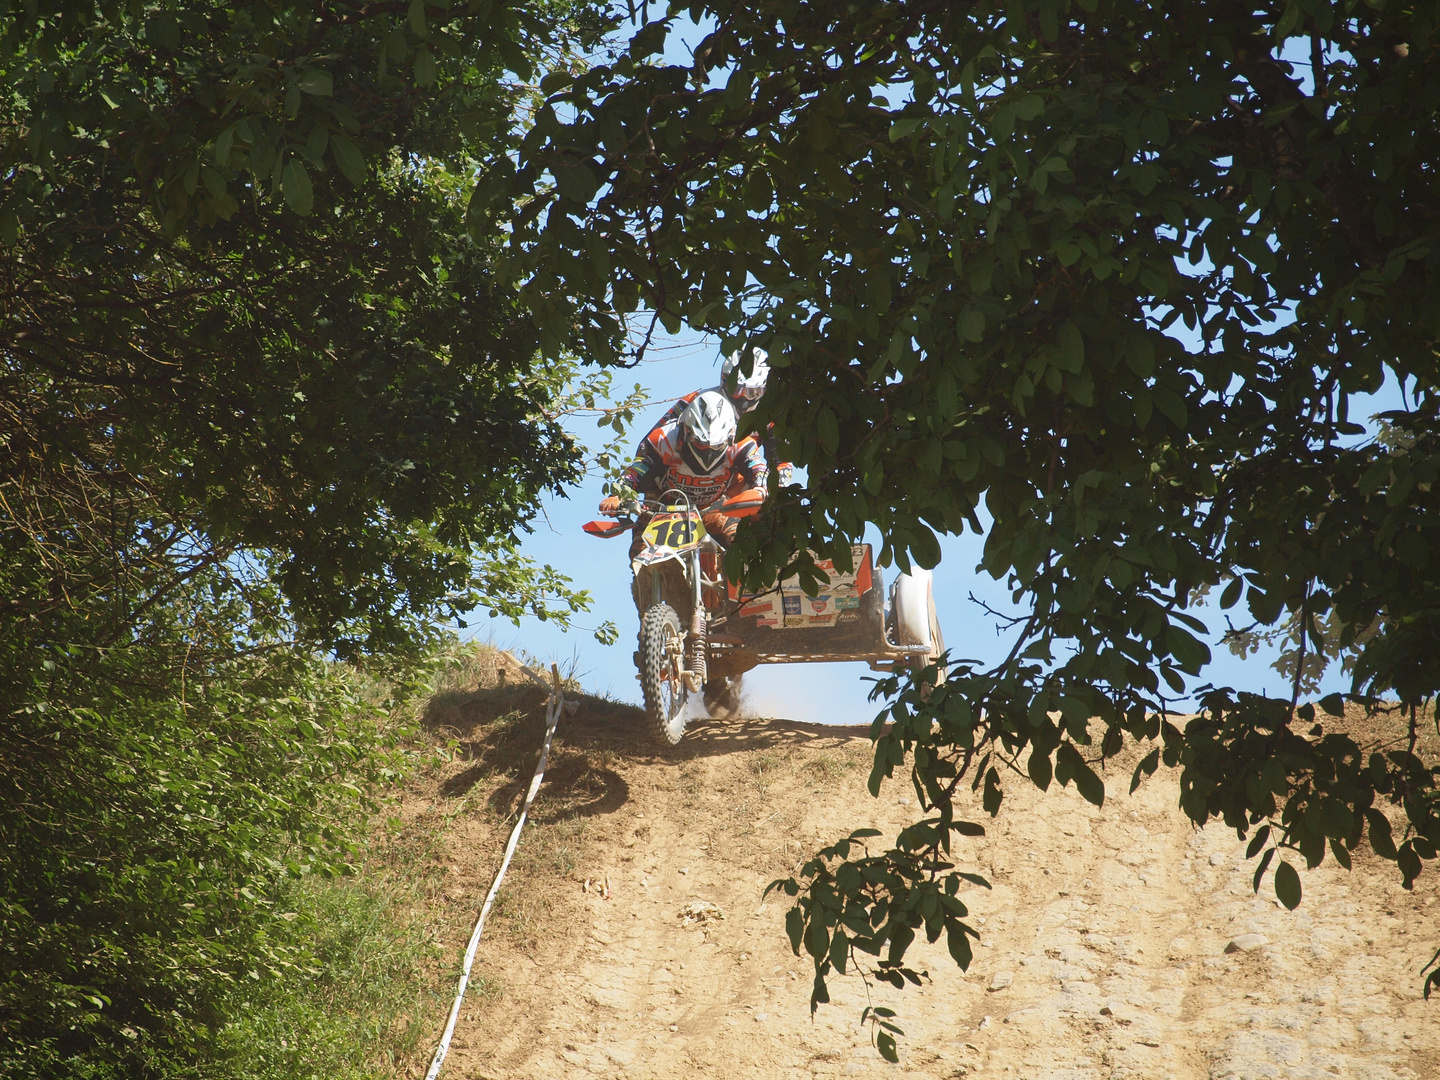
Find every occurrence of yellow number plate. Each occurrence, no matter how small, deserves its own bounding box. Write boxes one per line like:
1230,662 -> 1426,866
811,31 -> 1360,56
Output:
642,512 -> 705,552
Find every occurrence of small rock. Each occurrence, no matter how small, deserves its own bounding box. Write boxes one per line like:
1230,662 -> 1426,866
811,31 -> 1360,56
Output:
679,867 -> 689,875
978,1016 -> 992,1030
754,1012 -> 769,1023
988,971 -> 1014,991
668,1025 -> 677,1032
1209,853 -> 1225,866
1225,933 -> 1269,953
1100,1006 -> 1113,1016
898,796 -> 912,806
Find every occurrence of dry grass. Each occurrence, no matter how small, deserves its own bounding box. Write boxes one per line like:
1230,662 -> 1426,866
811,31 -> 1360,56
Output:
384,640 -> 649,969
802,746 -> 867,786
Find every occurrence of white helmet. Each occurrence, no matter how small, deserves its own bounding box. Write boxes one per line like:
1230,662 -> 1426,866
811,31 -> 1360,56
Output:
679,390 -> 737,474
721,347 -> 770,414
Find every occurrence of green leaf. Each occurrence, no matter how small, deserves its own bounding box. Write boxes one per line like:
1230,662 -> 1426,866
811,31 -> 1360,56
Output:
554,160 -> 599,203
282,159 -> 314,216
1014,93 -> 1045,121
144,12 -> 180,48
1219,576 -> 1243,610
1153,385 -> 1187,428
1252,847 -> 1276,893
811,971 -> 830,1007
414,48 -> 438,87
214,124 -> 236,167
329,135 -> 367,187
816,407 -> 839,453
1274,860 -> 1301,910
298,70 -> 333,96
889,118 -> 924,141
1329,838 -> 1352,870
1057,321 -> 1084,372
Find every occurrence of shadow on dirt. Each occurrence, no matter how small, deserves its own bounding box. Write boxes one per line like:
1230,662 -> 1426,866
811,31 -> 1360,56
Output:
419,663 -> 874,822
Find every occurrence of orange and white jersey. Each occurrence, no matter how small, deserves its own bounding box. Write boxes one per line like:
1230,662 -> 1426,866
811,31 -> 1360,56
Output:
621,418 -> 768,510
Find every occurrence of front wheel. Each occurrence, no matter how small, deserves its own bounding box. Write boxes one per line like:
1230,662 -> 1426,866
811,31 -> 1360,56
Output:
639,602 -> 688,745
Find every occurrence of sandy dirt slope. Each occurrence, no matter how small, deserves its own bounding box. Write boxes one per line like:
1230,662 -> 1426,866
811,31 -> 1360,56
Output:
402,666 -> 1440,1080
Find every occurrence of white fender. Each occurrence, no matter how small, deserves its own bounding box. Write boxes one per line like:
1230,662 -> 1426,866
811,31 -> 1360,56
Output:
890,567 -> 934,650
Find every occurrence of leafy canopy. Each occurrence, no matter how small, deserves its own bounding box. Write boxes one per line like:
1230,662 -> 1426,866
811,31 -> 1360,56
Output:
3,0 -> 613,656
2,0 -> 619,1073
508,0 -> 1440,1020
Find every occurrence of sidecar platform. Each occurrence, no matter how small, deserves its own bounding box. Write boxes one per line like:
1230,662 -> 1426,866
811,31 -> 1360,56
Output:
704,544 -> 942,680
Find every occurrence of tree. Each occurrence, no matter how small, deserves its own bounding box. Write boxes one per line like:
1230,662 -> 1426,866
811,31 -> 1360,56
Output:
2,0 -> 618,1072
3,0 -> 614,656
508,0 -> 1440,1040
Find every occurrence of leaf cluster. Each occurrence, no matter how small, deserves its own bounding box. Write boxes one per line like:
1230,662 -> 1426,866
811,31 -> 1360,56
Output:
508,0 -> 1440,1039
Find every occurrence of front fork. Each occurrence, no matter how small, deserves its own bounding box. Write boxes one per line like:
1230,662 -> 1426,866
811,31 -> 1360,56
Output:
683,547 -> 707,692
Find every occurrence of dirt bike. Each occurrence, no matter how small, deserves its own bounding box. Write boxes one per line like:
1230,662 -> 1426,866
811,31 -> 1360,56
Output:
583,491 -> 945,747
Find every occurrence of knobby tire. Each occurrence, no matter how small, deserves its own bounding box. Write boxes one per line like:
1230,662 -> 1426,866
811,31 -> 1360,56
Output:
640,602 -> 687,745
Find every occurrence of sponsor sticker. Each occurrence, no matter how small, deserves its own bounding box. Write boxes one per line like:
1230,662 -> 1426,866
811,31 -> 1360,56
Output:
783,595 -> 802,615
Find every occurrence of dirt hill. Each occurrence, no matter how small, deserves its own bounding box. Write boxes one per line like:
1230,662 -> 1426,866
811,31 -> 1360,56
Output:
387,652 -> 1440,1080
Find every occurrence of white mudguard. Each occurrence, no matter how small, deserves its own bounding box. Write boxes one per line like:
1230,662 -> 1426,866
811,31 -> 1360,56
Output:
889,567 -> 935,650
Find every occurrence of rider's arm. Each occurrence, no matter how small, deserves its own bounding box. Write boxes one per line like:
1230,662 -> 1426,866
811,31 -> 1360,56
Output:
622,432 -> 668,498
731,433 -> 769,492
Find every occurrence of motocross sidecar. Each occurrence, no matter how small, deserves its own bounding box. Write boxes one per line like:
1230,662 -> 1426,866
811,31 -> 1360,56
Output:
704,544 -> 945,683
585,499 -> 944,745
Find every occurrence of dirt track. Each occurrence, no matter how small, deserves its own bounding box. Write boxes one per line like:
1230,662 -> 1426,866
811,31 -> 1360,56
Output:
403,666 -> 1440,1080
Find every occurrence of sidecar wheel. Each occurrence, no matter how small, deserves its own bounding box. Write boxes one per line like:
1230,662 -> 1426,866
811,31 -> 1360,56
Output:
639,602 -> 688,745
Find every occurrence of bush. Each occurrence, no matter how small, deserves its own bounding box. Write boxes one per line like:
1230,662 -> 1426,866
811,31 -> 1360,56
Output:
213,874 -> 438,1080
0,568 -> 421,1079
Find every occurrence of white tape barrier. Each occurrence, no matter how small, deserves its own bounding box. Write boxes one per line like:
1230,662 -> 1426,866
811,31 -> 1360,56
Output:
424,665 -> 564,1080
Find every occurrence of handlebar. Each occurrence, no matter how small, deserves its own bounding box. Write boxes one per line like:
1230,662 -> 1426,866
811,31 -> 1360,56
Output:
599,491 -> 763,521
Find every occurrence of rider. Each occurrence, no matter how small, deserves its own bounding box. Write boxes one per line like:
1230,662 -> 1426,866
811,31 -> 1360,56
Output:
598,390 -> 767,548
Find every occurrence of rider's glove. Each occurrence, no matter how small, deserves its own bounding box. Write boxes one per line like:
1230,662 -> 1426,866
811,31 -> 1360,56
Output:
599,495 -> 622,515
